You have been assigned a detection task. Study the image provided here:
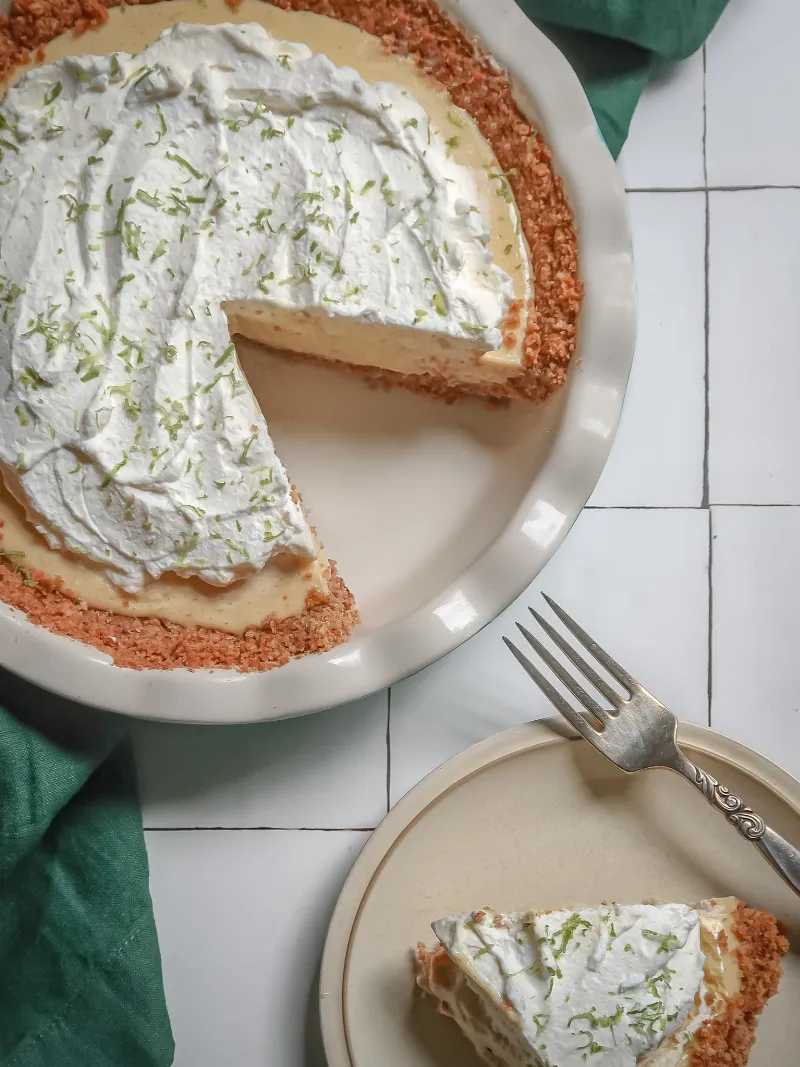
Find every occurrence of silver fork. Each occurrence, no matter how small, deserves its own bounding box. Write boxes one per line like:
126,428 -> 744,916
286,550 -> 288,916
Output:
504,594 -> 800,897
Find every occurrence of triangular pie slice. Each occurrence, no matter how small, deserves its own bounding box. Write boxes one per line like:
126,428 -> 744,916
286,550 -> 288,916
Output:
416,899 -> 787,1067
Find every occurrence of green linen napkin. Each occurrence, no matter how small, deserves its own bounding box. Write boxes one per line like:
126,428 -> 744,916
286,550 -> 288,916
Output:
0,672 -> 174,1067
515,0 -> 729,157
0,3 -> 727,1065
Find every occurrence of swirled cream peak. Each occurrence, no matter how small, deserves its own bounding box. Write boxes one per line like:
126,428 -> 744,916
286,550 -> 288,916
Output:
0,22 -> 514,591
432,903 -> 707,1067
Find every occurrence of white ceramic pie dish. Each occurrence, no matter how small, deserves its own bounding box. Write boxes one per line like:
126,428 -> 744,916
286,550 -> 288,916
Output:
0,0 -> 636,722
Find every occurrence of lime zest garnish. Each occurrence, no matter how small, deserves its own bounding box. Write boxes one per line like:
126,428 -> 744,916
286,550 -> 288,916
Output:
123,65 -> 152,88
642,930 -> 681,954
214,344 -> 235,368
380,174 -> 395,208
100,451 -> 128,488
0,548 -> 37,587
487,170 -> 514,202
44,81 -> 63,106
60,193 -> 99,223
136,188 -> 162,208
166,152 -> 205,181
145,103 -> 168,147
100,197 -> 134,238
239,431 -> 258,464
122,220 -> 145,258
552,913 -> 593,959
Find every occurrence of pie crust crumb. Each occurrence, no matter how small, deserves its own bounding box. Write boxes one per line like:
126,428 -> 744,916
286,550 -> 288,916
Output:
0,546 -> 358,670
688,903 -> 788,1067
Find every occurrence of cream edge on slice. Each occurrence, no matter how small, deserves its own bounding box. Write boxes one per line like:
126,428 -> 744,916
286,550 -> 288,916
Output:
416,900 -> 743,1067
0,7 -> 531,633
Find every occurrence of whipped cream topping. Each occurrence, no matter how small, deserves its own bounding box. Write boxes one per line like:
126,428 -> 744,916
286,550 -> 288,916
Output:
433,904 -> 706,1067
0,22 -> 513,590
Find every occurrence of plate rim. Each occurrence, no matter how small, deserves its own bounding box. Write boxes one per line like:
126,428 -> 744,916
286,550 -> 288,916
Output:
0,0 -> 637,722
318,719 -> 800,1067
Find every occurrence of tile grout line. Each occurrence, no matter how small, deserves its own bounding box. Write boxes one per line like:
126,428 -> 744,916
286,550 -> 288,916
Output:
702,44 -> 712,731
626,185 -> 800,193
707,510 -> 714,730
386,686 -> 392,815
702,42 -> 709,194
701,43 -> 711,511
588,504 -> 800,510
144,826 -> 378,832
585,505 -> 699,511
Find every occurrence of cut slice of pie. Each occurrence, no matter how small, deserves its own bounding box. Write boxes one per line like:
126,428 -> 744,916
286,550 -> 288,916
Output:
415,899 -> 787,1067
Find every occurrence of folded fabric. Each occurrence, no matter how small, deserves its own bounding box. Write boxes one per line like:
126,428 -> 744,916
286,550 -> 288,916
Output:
0,673 -> 173,1067
515,0 -> 729,156
0,3 -> 728,1065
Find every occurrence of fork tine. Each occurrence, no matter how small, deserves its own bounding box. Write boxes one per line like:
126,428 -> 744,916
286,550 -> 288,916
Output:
515,623 -> 611,724
541,594 -> 639,695
529,608 -> 624,709
503,637 -> 604,746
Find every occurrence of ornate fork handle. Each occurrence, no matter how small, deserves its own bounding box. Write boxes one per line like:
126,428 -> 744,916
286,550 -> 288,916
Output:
692,766 -> 766,840
673,751 -> 800,896
506,595 -> 800,898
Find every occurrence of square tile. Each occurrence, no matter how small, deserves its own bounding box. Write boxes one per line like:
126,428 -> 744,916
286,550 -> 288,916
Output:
134,691 -> 387,830
618,51 -> 705,190
709,190 -> 800,504
390,508 -> 710,804
147,829 -> 368,1067
711,506 -> 800,781
589,192 -> 706,507
707,0 -> 800,186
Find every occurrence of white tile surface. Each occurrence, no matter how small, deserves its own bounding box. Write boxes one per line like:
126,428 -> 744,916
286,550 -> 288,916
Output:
128,7 -> 800,1063
589,193 -> 705,507
709,190 -> 800,504
390,508 -> 709,804
711,507 -> 800,781
707,0 -> 800,186
147,829 -> 368,1067
618,51 -> 705,190
133,691 -> 387,829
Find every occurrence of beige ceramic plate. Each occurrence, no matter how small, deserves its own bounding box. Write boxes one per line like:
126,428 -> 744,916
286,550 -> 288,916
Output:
320,720 -> 800,1067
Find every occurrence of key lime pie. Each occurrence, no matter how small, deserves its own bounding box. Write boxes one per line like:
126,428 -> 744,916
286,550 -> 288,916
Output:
416,899 -> 787,1067
0,0 -> 581,670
